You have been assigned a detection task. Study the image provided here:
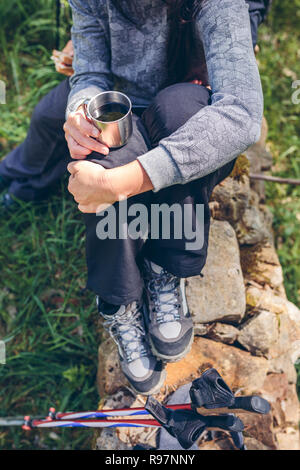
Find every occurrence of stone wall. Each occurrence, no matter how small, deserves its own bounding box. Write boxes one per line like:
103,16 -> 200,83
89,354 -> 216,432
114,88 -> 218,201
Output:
96,118 -> 300,451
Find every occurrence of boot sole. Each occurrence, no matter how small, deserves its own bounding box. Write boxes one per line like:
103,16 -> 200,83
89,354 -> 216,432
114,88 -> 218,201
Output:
150,328 -> 194,363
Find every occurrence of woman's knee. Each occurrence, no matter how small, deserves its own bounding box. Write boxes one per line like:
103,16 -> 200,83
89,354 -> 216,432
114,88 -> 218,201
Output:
142,83 -> 211,146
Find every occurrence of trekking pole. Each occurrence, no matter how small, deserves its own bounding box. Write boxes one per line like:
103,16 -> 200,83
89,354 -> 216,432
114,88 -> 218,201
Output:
47,404 -> 192,421
21,416 -> 161,430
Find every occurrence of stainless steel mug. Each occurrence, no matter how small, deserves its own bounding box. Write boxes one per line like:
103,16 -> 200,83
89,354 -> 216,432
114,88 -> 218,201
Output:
83,91 -> 133,149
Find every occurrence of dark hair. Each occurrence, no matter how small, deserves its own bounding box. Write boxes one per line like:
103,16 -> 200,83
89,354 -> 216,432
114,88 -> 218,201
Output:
112,0 -> 208,86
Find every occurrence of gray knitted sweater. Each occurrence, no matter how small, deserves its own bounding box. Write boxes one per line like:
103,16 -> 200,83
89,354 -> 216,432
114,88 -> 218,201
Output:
68,0 -> 263,191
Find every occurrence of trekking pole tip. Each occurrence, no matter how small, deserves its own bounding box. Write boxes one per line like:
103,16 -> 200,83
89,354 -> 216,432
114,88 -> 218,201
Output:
22,416 -> 32,431
47,408 -> 57,421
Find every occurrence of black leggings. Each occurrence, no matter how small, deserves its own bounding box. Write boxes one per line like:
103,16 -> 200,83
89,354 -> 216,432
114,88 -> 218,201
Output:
84,83 -> 236,305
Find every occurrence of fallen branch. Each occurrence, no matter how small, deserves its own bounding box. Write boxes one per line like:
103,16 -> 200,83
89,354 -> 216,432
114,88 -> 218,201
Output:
249,173 -> 300,186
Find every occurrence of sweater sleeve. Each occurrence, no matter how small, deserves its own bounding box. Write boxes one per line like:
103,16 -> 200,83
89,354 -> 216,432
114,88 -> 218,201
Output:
137,0 -> 264,192
67,0 -> 113,116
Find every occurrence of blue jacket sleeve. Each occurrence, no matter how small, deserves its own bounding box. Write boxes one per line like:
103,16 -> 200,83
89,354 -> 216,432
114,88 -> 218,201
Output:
67,0 -> 113,116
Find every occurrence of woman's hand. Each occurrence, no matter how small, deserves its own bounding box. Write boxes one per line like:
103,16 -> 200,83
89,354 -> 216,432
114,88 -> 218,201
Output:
62,40 -> 74,57
51,40 -> 74,77
64,105 -> 110,160
67,160 -> 118,213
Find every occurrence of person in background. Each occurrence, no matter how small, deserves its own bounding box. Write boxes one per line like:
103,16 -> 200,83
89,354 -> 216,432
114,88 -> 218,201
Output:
0,42 -> 73,207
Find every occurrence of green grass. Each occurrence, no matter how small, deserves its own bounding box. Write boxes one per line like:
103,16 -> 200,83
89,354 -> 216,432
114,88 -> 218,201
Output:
0,191 -> 103,449
0,0 -> 299,450
0,0 -> 101,450
258,2 -> 300,305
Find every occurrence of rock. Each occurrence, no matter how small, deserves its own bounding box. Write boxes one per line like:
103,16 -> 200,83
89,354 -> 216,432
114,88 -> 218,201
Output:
237,310 -> 279,358
206,323 -> 239,345
198,438 -> 236,450
276,429 -> 300,451
281,384 -> 300,426
210,175 -> 250,224
261,373 -> 289,426
269,354 -> 297,385
245,145 -> 273,202
194,322 -> 239,344
240,242 -> 284,293
199,436 -> 273,451
194,323 -> 212,336
99,389 -> 135,410
244,286 -> 300,363
243,437 -> 273,450
211,175 -> 273,245
258,204 -> 274,236
259,374 -> 300,449
277,312 -> 300,365
95,429 -> 132,450
186,220 -> 246,324
97,338 -> 128,396
239,412 -> 277,449
246,144 -> 273,173
246,286 -> 288,313
165,337 -> 269,395
235,204 -> 271,245
234,191 -> 273,245
116,420 -> 158,449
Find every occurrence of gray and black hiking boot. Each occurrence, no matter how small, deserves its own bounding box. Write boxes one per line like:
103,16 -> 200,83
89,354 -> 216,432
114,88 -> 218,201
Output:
97,297 -> 166,395
143,259 -> 194,363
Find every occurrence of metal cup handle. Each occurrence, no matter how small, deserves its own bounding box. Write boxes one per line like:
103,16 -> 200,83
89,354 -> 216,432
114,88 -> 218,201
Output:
82,100 -> 102,139
82,101 -> 93,124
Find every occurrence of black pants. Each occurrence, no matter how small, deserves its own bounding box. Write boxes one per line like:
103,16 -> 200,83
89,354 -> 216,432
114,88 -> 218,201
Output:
84,83 -> 236,305
0,79 -> 235,305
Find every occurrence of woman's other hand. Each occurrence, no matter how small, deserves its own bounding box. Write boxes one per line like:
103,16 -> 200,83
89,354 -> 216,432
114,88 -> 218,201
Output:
67,160 -> 117,213
64,105 -> 110,160
67,159 -> 154,213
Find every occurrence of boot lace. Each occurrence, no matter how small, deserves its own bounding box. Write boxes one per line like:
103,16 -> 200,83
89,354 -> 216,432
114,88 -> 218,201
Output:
103,303 -> 148,363
147,270 -> 181,324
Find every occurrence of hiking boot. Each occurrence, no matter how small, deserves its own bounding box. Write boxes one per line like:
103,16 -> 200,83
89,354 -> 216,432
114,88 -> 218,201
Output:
97,297 -> 166,395
143,259 -> 194,363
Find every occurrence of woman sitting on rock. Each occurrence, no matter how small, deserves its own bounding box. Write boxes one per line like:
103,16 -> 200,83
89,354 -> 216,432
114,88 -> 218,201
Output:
63,0 -> 264,395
